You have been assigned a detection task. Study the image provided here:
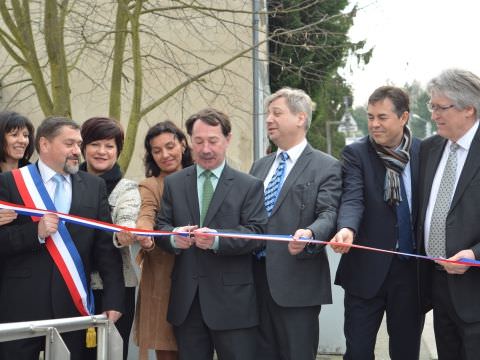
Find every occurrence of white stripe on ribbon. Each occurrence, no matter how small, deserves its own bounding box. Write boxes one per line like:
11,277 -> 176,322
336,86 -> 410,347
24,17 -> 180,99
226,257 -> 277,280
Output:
1,198 -> 479,268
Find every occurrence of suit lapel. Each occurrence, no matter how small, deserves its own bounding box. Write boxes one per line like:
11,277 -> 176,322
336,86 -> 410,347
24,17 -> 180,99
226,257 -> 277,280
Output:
269,145 -> 312,216
69,172 -> 84,216
255,154 -> 276,181
367,142 -> 387,192
421,137 -> 446,216
203,165 -> 234,226
409,139 -> 420,220
185,167 -> 200,225
450,127 -> 480,211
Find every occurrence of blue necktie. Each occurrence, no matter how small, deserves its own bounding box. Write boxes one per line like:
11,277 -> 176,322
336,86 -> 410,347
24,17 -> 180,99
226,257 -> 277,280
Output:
264,152 -> 289,216
52,174 -> 70,214
255,152 -> 289,259
396,176 -> 414,257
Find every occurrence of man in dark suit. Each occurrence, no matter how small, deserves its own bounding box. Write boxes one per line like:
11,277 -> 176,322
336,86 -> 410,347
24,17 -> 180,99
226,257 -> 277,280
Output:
0,117 -> 124,360
331,86 -> 424,360
417,69 -> 480,360
155,108 -> 268,360
249,87 -> 342,360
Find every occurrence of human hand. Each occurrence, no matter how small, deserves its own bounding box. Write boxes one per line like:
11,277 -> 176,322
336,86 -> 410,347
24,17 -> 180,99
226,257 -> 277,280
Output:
436,249 -> 476,275
103,310 -> 122,323
38,213 -> 60,239
136,235 -> 155,251
193,227 -> 216,250
330,228 -> 354,254
174,225 -> 198,249
116,231 -> 135,246
0,209 -> 17,226
288,229 -> 312,255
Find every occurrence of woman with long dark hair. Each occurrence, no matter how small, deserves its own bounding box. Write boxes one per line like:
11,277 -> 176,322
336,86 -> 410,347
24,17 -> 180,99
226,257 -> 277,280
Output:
134,121 -> 193,360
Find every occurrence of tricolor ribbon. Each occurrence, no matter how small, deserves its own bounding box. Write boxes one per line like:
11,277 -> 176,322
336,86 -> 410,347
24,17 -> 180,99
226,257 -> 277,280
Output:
1,199 -> 479,268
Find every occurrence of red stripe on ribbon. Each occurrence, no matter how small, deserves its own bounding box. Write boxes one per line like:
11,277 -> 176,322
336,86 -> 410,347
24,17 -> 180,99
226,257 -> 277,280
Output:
1,199 -> 479,268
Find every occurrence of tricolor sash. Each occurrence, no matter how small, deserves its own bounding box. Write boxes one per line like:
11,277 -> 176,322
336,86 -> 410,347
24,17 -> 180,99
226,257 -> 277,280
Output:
11,164 -> 94,316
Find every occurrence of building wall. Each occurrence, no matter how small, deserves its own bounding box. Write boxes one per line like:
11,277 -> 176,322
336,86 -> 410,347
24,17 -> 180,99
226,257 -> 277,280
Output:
0,0 -> 269,179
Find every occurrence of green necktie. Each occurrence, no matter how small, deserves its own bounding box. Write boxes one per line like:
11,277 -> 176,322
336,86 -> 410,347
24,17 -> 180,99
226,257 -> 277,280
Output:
200,170 -> 214,226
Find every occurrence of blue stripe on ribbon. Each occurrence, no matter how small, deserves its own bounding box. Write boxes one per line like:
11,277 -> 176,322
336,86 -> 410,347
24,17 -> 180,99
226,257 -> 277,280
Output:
2,198 -> 480,269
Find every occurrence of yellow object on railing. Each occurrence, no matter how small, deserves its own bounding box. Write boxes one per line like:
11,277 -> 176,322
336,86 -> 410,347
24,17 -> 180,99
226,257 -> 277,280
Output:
86,327 -> 97,348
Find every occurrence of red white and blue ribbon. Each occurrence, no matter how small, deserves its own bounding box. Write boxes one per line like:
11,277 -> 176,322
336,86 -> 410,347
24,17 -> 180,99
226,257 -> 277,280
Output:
11,165 -> 94,316
1,197 -> 480,268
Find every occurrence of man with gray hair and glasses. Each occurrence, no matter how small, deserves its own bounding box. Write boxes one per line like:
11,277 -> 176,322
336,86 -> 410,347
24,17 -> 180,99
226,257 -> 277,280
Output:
250,87 -> 341,359
417,68 -> 480,359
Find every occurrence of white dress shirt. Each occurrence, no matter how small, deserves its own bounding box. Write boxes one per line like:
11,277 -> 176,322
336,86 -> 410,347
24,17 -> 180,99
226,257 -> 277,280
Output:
424,120 -> 479,251
37,159 -> 72,208
37,160 -> 72,244
263,138 -> 308,190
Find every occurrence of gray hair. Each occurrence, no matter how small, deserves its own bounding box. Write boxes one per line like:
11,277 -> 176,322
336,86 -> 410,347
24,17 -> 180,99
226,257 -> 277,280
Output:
265,87 -> 315,130
427,68 -> 480,115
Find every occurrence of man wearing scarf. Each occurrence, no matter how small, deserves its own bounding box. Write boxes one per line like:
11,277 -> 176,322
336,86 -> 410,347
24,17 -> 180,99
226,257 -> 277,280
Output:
331,86 -> 424,360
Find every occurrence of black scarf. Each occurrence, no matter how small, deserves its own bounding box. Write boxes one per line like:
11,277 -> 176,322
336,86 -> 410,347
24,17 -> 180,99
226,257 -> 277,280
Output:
79,162 -> 122,197
369,126 -> 412,206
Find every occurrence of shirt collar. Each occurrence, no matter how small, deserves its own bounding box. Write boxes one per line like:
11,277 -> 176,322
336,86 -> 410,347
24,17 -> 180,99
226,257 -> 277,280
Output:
38,159 -> 71,184
196,161 -> 225,179
451,119 -> 479,152
276,138 -> 307,163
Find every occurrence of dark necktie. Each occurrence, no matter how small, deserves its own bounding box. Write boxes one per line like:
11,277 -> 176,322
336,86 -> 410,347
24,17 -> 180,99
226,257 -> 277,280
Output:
200,170 -> 214,226
396,176 -> 414,257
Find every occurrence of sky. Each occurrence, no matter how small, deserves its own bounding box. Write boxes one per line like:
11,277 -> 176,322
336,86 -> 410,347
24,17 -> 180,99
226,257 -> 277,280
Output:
343,0 -> 480,106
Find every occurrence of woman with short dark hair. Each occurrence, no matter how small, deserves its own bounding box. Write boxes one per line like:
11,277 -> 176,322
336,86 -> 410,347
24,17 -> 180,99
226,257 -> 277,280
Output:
80,116 -> 140,360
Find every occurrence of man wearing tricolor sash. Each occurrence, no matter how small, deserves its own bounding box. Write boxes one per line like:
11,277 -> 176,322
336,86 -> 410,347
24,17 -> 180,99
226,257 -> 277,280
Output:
0,117 -> 124,360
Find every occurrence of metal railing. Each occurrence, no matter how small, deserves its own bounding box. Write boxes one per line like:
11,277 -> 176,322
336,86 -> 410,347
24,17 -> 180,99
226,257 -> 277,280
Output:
0,315 -> 122,360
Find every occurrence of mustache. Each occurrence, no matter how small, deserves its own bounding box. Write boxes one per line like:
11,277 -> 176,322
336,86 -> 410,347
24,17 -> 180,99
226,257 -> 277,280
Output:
66,155 -> 80,161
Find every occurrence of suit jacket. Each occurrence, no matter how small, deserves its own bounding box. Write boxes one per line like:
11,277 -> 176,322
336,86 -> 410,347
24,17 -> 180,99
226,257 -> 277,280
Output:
0,168 -> 125,323
417,131 -> 480,322
335,136 -> 420,299
250,143 -> 342,307
155,164 -> 268,330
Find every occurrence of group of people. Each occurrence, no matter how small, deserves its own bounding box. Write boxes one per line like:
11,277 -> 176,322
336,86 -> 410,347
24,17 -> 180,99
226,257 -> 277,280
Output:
0,114 -> 188,359
0,67 -> 478,360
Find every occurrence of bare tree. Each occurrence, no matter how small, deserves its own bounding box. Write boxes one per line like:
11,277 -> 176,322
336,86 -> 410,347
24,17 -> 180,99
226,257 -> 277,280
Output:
0,0 -> 365,170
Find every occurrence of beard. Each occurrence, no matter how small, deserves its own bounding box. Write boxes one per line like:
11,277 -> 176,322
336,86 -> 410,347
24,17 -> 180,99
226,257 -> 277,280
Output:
63,155 -> 80,174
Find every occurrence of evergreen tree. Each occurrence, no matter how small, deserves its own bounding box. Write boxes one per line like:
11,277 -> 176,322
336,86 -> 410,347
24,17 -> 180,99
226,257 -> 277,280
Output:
269,0 -> 371,158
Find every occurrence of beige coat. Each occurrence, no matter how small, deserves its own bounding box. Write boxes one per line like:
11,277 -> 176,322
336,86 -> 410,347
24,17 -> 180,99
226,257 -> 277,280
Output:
90,178 -> 140,289
133,175 -> 177,358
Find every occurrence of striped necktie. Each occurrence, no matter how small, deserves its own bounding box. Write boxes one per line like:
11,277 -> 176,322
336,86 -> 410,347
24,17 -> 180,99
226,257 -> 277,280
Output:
264,151 -> 289,216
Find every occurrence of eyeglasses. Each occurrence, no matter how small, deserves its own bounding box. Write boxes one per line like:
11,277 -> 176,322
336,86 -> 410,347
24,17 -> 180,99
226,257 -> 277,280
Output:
426,103 -> 455,113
